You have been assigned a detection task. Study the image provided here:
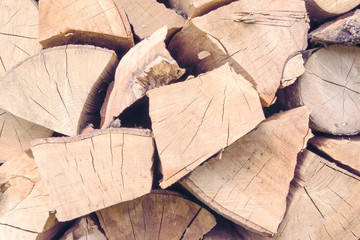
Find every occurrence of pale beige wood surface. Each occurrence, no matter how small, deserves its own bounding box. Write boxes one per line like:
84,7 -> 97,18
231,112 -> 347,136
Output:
168,0 -> 309,106
101,27 -> 185,128
148,63 -> 264,188
0,0 -> 41,77
280,54 -> 305,88
181,106 -> 311,236
279,45 -> 360,135
306,0 -> 360,21
309,135 -> 360,174
38,0 -> 134,50
238,150 -> 360,240
0,110 -> 52,163
31,128 -> 154,221
97,190 -> 216,240
0,45 -> 118,136
309,9 -> 360,46
117,0 -> 185,40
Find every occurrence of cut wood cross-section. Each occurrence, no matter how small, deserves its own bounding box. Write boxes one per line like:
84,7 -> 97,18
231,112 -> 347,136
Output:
97,190 -> 216,240
38,0 -> 134,50
101,27 -> 185,128
181,106 -> 312,236
168,0 -> 309,105
0,45 -> 118,136
31,128 -> 154,221
148,63 -> 264,188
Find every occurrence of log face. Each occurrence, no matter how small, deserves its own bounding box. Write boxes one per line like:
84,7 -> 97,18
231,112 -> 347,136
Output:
31,128 -> 154,221
168,0 -> 309,105
148,63 -> 264,188
306,0 -> 360,21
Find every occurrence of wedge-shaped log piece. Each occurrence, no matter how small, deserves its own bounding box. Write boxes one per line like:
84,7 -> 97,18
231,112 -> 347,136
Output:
0,45 -> 118,136
237,150 -> 360,239
306,0 -> 360,22
279,45 -> 360,135
148,63 -> 264,188
101,27 -> 185,128
168,0 -> 309,106
97,190 -> 216,240
31,128 -> 154,221
0,110 -> 52,163
280,54 -> 305,88
0,153 -> 67,240
38,0 -> 134,50
118,0 -> 185,40
0,0 -> 41,77
181,106 -> 312,236
309,10 -> 360,46
309,136 -> 360,174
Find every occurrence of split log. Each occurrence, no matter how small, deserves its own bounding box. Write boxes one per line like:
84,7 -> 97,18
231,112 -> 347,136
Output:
309,135 -> 360,174
148,63 -> 264,188
181,106 -> 312,236
0,110 -> 52,163
97,190 -> 216,240
0,45 -> 118,136
202,219 -> 244,240
309,9 -> 360,46
101,27 -> 185,128
0,0 -> 41,77
168,0 -> 309,106
280,53 -> 305,88
0,153 -> 68,240
278,45 -> 360,135
38,0 -> 134,51
167,0 -> 235,18
31,128 -> 154,221
237,150 -> 360,240
305,0 -> 360,22
118,0 -> 185,40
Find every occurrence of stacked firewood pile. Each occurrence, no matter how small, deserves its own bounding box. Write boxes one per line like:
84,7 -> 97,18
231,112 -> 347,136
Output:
0,0 -> 359,239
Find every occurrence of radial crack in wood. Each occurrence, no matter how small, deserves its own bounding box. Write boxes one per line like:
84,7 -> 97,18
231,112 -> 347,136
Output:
148,63 -> 264,188
168,0 -> 309,106
0,45 -> 118,136
101,27 -> 185,128
96,190 -> 216,240
0,0 -> 41,77
38,0 -> 134,51
181,106 -> 312,236
31,128 -> 154,221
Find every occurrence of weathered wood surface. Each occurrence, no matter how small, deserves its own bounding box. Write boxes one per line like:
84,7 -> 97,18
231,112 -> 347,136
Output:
97,190 -> 216,240
0,45 -> 118,136
101,27 -> 185,128
279,45 -> 360,135
38,0 -> 134,50
181,106 -> 312,236
148,63 -> 264,188
31,128 -> 154,221
168,0 -> 309,105
0,0 -> 41,77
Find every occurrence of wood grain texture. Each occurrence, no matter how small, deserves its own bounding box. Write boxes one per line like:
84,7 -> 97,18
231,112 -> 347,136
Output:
38,0 -> 134,50
0,45 -> 118,136
31,128 -> 154,221
148,63 -> 264,188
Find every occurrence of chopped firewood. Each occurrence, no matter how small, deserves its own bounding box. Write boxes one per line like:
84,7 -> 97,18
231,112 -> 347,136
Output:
0,45 -> 118,136
31,128 -> 154,221
203,219 -> 244,240
38,0 -> 134,50
309,135 -> 360,174
237,150 -> 360,240
0,0 -> 41,77
181,106 -> 312,236
280,53 -> 305,88
278,45 -> 360,135
309,10 -> 360,46
0,153 -> 68,240
101,27 -> 185,128
148,63 -> 264,188
168,0 -> 309,106
117,0 -> 185,40
0,110 -> 52,164
96,190 -> 216,240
